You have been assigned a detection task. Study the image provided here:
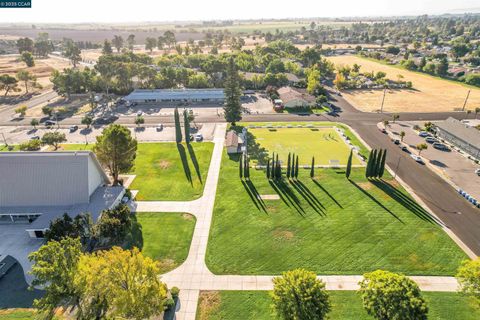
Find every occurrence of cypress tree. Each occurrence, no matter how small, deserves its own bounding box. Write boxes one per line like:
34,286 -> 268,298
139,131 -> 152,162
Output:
346,149 -> 353,179
183,109 -> 190,144
174,107 -> 182,143
366,149 -> 374,178
370,149 -> 378,179
295,155 -> 299,179
244,154 -> 250,179
290,153 -> 295,179
379,149 -> 387,178
373,149 -> 383,178
275,154 -> 280,179
239,154 -> 243,179
286,153 -> 291,179
266,159 -> 270,179
271,153 -> 276,179
310,156 -> 315,178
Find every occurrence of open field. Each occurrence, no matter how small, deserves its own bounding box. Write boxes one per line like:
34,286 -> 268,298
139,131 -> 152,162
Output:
137,212 -> 196,273
246,127 -> 361,165
196,291 -> 480,320
205,150 -> 467,275
326,55 -> 480,113
61,142 -> 214,201
0,55 -> 71,98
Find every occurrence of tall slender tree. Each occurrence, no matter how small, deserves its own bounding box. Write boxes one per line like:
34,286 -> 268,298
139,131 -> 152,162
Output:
223,57 -> 242,125
239,154 -> 243,179
183,109 -> 190,144
286,153 -> 291,179
366,150 -> 374,178
295,155 -> 299,179
346,150 -> 353,179
290,153 -> 295,179
370,150 -> 378,179
375,149 -> 385,178
310,156 -> 315,178
174,107 -> 182,143
379,149 -> 387,178
275,154 -> 280,179
266,159 -> 271,179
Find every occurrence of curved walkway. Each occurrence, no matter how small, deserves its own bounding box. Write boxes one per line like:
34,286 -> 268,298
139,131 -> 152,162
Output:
135,123 -> 461,320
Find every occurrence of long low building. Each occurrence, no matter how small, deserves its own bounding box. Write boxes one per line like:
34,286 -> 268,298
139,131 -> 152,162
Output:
0,151 -> 125,238
435,117 -> 480,160
124,88 -> 225,103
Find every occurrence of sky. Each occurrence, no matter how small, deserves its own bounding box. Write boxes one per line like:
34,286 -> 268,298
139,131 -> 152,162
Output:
0,0 -> 479,23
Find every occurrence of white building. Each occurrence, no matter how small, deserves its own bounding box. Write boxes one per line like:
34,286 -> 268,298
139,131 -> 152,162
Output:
124,88 -> 225,103
0,151 -> 125,238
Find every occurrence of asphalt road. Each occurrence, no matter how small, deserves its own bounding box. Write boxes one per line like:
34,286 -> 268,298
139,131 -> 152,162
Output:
1,91 -> 479,255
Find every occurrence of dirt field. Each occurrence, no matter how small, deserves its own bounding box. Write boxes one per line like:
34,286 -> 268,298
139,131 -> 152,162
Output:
0,55 -> 72,97
326,55 -> 480,113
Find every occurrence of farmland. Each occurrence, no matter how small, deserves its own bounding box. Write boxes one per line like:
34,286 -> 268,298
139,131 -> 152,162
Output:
326,55 -> 480,113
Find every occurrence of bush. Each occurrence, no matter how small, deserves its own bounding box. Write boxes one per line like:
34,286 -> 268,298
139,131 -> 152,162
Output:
164,298 -> 175,310
170,286 -> 180,299
19,139 -> 41,151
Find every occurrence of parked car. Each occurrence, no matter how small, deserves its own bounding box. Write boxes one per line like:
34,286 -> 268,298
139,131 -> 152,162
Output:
30,135 -> 40,140
418,131 -> 430,137
45,120 -> 56,126
156,124 -> 163,132
392,139 -> 400,145
379,128 -> 387,134
433,142 -> 450,151
94,115 -> 118,125
425,137 -> 437,144
401,146 -> 410,153
410,154 -> 424,164
195,133 -> 203,142
475,169 -> 480,176
69,125 -> 78,133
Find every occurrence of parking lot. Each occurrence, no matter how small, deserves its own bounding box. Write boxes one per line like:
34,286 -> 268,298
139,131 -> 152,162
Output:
0,123 -> 216,146
386,121 -> 480,201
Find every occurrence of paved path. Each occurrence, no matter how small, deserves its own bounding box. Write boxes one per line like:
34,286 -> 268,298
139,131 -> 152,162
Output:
135,122 -> 462,320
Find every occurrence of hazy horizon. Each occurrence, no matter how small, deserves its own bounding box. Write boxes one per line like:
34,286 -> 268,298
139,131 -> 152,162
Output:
0,0 -> 479,24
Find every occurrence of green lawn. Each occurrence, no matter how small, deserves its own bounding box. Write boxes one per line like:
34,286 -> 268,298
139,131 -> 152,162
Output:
205,151 -> 467,275
0,309 -> 35,320
61,142 -> 214,200
136,212 -> 196,273
196,291 -> 480,320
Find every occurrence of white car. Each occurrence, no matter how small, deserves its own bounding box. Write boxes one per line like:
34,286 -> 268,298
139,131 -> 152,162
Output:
410,154 -> 424,164
136,111 -> 143,116
195,133 -> 203,142
475,169 -> 480,176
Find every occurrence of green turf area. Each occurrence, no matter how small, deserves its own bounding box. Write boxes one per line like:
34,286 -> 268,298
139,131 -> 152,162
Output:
246,127 -> 361,165
0,309 -> 36,320
136,212 -> 196,273
61,142 -> 214,200
196,291 -> 480,320
205,151 -> 467,276
0,145 -> 19,151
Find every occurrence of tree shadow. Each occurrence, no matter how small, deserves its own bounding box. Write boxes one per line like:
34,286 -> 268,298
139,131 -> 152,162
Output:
177,143 -> 192,185
269,178 -> 305,216
124,214 -> 144,250
349,180 -> 404,223
312,179 -> 343,209
187,143 -> 202,184
290,180 -> 325,216
241,179 -> 267,213
371,180 -> 438,224
0,258 -> 44,308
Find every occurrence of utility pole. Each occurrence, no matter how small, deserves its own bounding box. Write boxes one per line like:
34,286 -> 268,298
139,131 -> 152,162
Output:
380,88 -> 387,113
1,132 -> 7,146
461,90 -> 470,112
394,156 -> 401,178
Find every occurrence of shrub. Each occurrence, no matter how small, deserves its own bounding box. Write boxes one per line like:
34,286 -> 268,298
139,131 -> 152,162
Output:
19,139 -> 41,151
164,298 -> 175,310
170,286 -> 180,299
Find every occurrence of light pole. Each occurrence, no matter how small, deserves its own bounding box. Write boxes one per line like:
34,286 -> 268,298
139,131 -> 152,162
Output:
380,88 -> 387,113
1,132 -> 7,147
394,156 -> 401,179
461,90 -> 470,112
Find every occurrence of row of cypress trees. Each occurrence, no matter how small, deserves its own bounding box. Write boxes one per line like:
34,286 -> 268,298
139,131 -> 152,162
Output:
286,153 -> 300,179
365,149 -> 387,179
266,152 -> 283,180
239,153 -> 250,179
174,107 -> 191,144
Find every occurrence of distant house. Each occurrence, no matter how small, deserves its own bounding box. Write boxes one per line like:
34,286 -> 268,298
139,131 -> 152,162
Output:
285,73 -> 303,86
225,130 -> 244,154
0,151 -> 125,238
124,89 -> 225,104
277,87 -> 315,109
435,117 -> 480,160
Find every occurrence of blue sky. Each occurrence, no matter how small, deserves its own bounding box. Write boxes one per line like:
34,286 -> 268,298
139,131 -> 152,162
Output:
1,0 -> 479,23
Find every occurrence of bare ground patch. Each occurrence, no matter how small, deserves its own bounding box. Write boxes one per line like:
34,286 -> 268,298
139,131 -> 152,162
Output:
357,181 -> 373,190
158,258 -> 177,271
158,160 -> 171,169
182,213 -> 195,221
272,228 -> 295,241
197,291 -> 221,320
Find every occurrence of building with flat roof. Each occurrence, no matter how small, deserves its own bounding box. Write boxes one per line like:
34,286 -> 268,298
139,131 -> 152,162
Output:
0,151 -> 125,238
124,88 -> 225,103
435,117 -> 480,160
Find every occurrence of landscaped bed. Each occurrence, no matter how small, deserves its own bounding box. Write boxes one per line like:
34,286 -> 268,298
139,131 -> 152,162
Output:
136,212 -> 196,273
196,291 -> 480,320
61,142 -> 214,201
205,150 -> 467,276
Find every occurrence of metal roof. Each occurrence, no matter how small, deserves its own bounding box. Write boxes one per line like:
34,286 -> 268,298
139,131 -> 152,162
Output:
124,89 -> 225,101
0,151 -> 110,207
436,117 -> 480,149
